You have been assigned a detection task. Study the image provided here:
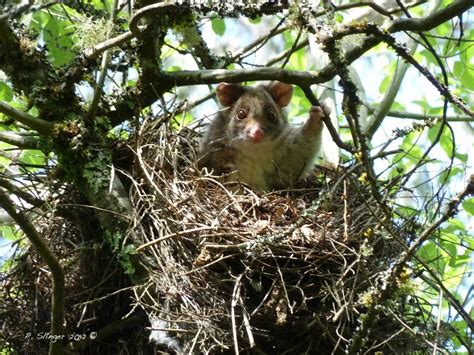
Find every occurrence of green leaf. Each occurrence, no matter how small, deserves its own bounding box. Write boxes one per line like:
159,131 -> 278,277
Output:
122,244 -> 137,255
406,145 -> 424,162
0,226 -> 16,240
0,156 -> 11,172
378,74 -> 391,93
288,47 -> 306,70
395,205 -> 418,219
448,254 -> 470,268
36,9 -> 75,66
462,198 -> 474,215
388,102 -> 403,112
0,81 -> 13,102
441,239 -> 457,260
444,219 -> 466,233
172,112 -> 193,127
453,61 -> 474,90
31,11 -> 50,31
21,149 -> 46,168
456,152 -> 468,163
438,134 -> 455,159
417,241 -> 445,275
417,241 -> 436,258
44,13 -> 60,40
211,18 -> 226,36
427,123 -> 454,158
435,21 -> 451,37
91,0 -> 107,10
439,130 -> 454,158
248,17 -> 261,24
335,13 -> 344,23
420,49 -> 437,66
439,167 -> 463,184
450,319 -> 467,348
427,122 -> 440,143
427,106 -> 442,116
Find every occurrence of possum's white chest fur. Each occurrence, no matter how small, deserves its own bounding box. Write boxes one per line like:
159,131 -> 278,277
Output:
227,127 -> 320,192
231,140 -> 283,192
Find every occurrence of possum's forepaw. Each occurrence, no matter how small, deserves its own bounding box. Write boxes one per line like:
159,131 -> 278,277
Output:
305,104 -> 329,134
310,103 -> 330,120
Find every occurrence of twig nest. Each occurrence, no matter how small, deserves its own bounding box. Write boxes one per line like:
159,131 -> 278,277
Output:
130,118 -> 404,353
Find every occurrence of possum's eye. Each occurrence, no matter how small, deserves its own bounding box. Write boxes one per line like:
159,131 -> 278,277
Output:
267,110 -> 278,122
237,109 -> 247,120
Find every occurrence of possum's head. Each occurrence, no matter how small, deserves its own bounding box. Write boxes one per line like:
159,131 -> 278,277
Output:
216,82 -> 293,144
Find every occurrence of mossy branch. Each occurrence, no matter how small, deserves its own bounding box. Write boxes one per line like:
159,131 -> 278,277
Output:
162,67 -> 332,88
0,20 -> 77,118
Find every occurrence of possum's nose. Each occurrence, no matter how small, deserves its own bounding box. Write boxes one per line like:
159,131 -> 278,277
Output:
249,126 -> 264,143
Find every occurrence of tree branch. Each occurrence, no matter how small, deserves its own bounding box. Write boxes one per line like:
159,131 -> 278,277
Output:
387,0 -> 472,32
159,67 -> 332,88
327,0 -> 428,20
0,1 -> 59,20
0,101 -> 53,134
86,0 -> 120,121
385,110 -> 474,122
0,176 -> 44,208
85,31 -> 134,60
0,189 -> 65,355
129,2 -> 180,37
364,38 -> 418,138
0,131 -> 41,149
301,85 -> 355,154
266,37 -> 309,66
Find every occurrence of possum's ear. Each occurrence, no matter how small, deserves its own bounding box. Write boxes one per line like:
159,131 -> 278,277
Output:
216,83 -> 246,107
267,82 -> 293,107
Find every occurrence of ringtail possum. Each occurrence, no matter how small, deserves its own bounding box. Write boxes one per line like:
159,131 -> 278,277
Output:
198,82 -> 327,192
